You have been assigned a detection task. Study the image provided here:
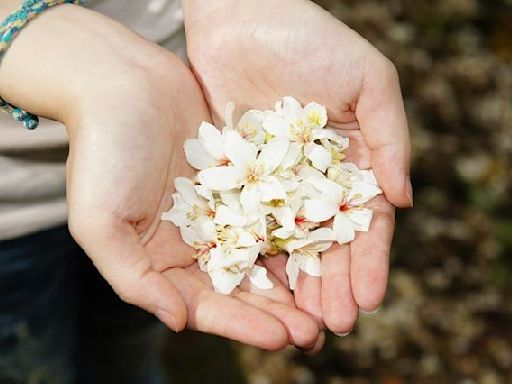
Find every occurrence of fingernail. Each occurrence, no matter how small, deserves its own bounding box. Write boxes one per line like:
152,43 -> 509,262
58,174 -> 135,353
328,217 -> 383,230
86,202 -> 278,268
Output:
405,176 -> 414,207
156,309 -> 178,332
334,331 -> 350,337
360,306 -> 380,315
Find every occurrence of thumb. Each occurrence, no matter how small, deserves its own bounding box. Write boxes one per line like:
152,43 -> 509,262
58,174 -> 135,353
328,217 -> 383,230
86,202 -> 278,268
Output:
69,215 -> 187,331
356,53 -> 413,208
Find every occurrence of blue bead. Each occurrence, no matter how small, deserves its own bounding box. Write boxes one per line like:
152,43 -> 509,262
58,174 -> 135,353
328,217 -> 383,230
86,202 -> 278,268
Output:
24,117 -> 39,130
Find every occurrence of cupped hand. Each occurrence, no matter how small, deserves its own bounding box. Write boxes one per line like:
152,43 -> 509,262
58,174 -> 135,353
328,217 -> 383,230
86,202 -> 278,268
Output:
183,0 -> 411,335
66,50 -> 321,351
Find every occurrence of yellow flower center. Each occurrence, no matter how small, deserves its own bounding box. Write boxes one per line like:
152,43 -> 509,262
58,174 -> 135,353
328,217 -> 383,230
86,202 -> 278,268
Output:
307,111 -> 322,126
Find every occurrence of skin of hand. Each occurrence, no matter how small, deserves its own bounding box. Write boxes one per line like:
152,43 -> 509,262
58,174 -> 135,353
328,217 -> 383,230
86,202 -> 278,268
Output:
0,2 -> 322,351
182,0 -> 412,336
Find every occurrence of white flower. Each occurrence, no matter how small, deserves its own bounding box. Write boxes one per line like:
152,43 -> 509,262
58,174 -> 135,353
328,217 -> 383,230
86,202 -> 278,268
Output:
207,244 -> 273,294
284,228 -> 334,290
179,218 -> 218,271
265,185 -> 320,240
225,102 -> 266,146
217,225 -> 259,251
198,131 -> 289,213
303,168 -> 382,244
184,122 -> 229,170
262,97 -> 344,172
165,97 -> 382,294
161,177 -> 215,227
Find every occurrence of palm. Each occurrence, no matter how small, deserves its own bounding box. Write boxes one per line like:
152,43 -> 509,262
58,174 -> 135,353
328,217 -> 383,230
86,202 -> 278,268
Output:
66,56 -> 321,350
185,0 -> 409,333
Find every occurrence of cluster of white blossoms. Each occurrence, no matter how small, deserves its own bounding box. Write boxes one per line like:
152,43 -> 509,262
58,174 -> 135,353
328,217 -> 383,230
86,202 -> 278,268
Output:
162,97 -> 382,294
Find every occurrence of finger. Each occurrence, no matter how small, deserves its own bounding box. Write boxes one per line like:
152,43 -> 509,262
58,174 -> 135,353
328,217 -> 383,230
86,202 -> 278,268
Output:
164,266 -> 289,351
350,195 -> 395,312
237,272 -> 321,349
321,243 -> 359,335
69,217 -> 187,332
294,272 -> 323,327
356,53 -> 413,207
302,331 -> 326,356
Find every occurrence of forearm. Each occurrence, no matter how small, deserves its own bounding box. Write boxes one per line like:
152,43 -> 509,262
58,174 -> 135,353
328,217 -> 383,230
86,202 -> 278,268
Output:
0,1 -> 169,126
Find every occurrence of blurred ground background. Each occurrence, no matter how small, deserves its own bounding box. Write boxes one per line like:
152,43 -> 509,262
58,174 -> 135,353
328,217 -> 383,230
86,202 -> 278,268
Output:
164,1 -> 512,383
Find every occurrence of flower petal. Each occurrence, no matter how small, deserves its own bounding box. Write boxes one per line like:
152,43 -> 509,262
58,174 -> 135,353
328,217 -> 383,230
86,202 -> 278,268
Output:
194,184 -> 213,202
303,198 -> 339,222
313,128 -> 349,148
247,265 -> 274,290
258,176 -> 287,202
332,213 -> 356,244
198,166 -> 244,191
285,255 -> 300,290
210,269 -> 245,295
285,238 -> 314,253
214,204 -> 246,227
220,190 -> 242,207
349,179 -> 382,205
280,142 -> 303,169
235,228 -> 258,248
184,139 -> 216,170
304,142 -> 332,172
240,183 -> 261,214
262,113 -> 289,137
361,169 -> 379,184
302,102 -> 327,129
224,130 -> 258,168
308,227 -> 335,242
194,184 -> 216,211
258,137 -> 290,174
347,207 -> 373,232
192,218 -> 217,243
237,110 -> 265,145
228,246 -> 261,269
272,206 -> 295,231
272,226 -> 294,239
224,102 -> 236,130
198,121 -> 226,160
179,226 -> 202,248
281,96 -> 303,121
297,253 -> 322,277
306,175 -> 345,202
174,177 -> 202,206
161,193 -> 190,227
297,165 -> 325,180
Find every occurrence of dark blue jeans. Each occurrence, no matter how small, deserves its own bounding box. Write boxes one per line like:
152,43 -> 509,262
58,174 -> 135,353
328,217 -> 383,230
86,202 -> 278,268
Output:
0,225 -> 167,384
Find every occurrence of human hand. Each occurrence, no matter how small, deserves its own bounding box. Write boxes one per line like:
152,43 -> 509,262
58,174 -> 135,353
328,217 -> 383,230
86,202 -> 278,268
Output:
183,0 -> 411,335
66,56 -> 321,351
0,3 -> 322,350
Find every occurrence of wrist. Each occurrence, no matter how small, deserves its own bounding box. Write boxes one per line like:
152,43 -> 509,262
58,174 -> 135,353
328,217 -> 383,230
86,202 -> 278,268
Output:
0,3 -> 171,127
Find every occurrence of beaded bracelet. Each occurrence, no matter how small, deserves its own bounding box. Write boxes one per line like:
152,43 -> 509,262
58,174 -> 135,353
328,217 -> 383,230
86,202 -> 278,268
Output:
0,0 -> 86,129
